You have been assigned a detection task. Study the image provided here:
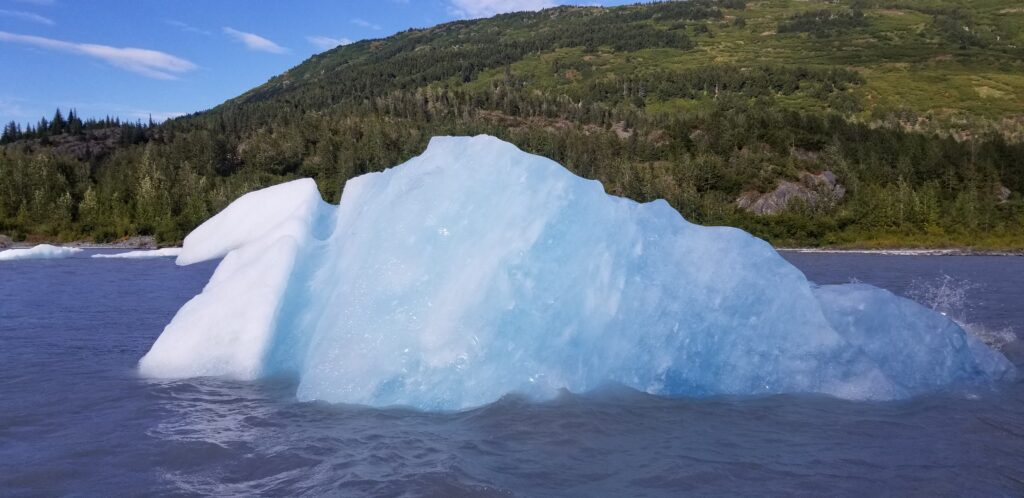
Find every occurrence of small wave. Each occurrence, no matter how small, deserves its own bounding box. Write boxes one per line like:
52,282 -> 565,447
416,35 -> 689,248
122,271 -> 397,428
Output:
961,323 -> 1018,352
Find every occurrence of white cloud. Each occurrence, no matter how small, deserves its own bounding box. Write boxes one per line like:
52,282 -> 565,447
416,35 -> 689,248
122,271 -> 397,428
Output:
223,27 -> 287,54
307,35 -> 353,51
126,109 -> 185,122
0,31 -> 197,79
351,18 -> 381,30
448,0 -> 555,18
0,9 -> 55,25
63,101 -> 184,120
166,20 -> 210,36
50,101 -> 186,124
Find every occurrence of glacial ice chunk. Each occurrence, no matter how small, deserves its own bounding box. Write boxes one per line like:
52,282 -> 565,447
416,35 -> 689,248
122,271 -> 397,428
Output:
92,248 -> 183,259
138,135 -> 1014,410
0,244 -> 82,261
175,178 -> 327,266
139,179 -> 331,379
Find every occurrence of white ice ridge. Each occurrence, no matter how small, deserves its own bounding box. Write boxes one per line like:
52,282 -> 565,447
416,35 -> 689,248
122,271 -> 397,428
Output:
138,135 -> 1014,410
0,244 -> 82,261
92,248 -> 183,259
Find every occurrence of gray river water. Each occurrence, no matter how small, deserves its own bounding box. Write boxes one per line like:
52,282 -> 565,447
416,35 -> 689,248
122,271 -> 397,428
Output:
1,250 -> 1022,496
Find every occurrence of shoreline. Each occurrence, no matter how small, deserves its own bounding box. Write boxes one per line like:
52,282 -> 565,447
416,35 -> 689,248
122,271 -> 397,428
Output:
6,243 -> 169,250
2,235 -> 166,251
6,242 -> 1021,256
777,247 -> 1024,257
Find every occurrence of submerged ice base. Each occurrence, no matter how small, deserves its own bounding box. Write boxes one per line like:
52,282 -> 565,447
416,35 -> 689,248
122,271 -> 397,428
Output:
139,135 -> 1013,410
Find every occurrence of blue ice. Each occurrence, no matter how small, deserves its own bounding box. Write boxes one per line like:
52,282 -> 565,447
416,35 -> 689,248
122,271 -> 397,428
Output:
139,136 -> 1014,410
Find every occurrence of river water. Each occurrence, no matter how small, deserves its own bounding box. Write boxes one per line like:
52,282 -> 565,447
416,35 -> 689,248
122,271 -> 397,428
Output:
1,250 -> 1022,496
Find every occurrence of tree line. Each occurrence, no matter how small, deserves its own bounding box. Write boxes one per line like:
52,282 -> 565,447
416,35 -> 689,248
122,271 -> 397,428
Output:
1,109 -> 154,146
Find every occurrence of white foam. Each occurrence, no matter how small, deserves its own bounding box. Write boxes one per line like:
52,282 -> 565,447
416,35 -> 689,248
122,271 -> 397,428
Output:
92,248 -> 183,259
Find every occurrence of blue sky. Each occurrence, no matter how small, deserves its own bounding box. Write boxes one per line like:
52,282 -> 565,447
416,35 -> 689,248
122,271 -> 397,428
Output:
0,0 -> 632,127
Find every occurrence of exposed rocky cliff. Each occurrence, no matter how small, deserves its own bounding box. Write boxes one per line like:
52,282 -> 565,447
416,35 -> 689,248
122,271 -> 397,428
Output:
996,185 -> 1012,204
737,171 -> 845,215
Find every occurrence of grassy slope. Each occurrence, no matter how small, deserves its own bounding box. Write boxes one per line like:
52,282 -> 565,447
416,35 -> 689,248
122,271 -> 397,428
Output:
237,1 -> 1022,114
455,1 -> 1024,133
225,0 -> 1023,142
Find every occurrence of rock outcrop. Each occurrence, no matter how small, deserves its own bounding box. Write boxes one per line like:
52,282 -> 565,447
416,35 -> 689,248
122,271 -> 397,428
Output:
996,185 -> 1011,204
69,235 -> 158,249
120,236 -> 157,249
737,171 -> 845,215
0,234 -> 12,249
5,128 -> 130,161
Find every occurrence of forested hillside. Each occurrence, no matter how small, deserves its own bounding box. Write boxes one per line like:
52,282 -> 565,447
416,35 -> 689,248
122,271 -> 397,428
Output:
2,0 -> 1024,248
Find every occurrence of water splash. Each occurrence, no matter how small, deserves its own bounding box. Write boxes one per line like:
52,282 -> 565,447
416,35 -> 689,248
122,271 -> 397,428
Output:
962,324 -> 1019,353
907,275 -> 1017,351
907,274 -> 977,320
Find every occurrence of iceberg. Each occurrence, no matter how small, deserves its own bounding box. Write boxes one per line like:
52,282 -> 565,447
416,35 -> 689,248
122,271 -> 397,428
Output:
92,248 -> 183,259
0,244 -> 82,261
139,135 -> 1013,410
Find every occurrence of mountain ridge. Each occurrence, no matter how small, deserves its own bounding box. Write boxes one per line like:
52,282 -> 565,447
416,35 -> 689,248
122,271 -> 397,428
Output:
1,0 -> 1023,249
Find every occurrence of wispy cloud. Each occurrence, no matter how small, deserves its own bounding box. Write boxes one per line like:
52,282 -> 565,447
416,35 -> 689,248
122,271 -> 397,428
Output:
120,109 -> 185,122
144,110 -> 185,121
448,0 -> 555,18
0,98 -> 185,126
0,97 -> 34,119
58,101 -> 185,122
166,20 -> 209,36
351,18 -> 381,30
223,27 -> 287,54
0,9 -> 55,25
0,31 -> 197,79
307,35 -> 353,51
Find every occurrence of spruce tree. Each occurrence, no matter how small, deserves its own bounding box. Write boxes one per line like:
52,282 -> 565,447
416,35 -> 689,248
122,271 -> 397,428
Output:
0,121 -> 18,144
51,108 -> 65,135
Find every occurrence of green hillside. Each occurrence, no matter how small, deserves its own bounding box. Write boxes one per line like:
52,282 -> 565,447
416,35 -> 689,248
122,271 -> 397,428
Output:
2,0 -> 1023,249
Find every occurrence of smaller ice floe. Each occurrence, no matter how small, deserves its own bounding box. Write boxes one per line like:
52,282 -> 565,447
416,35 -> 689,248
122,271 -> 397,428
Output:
0,244 -> 83,261
92,248 -> 183,259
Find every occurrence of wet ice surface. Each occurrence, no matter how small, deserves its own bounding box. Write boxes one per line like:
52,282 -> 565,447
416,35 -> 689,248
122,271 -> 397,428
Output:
141,136 -> 1009,408
1,250 -> 1022,496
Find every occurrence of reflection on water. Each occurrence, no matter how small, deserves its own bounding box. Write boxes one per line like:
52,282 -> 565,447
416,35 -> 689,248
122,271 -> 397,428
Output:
1,250 -> 1022,495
